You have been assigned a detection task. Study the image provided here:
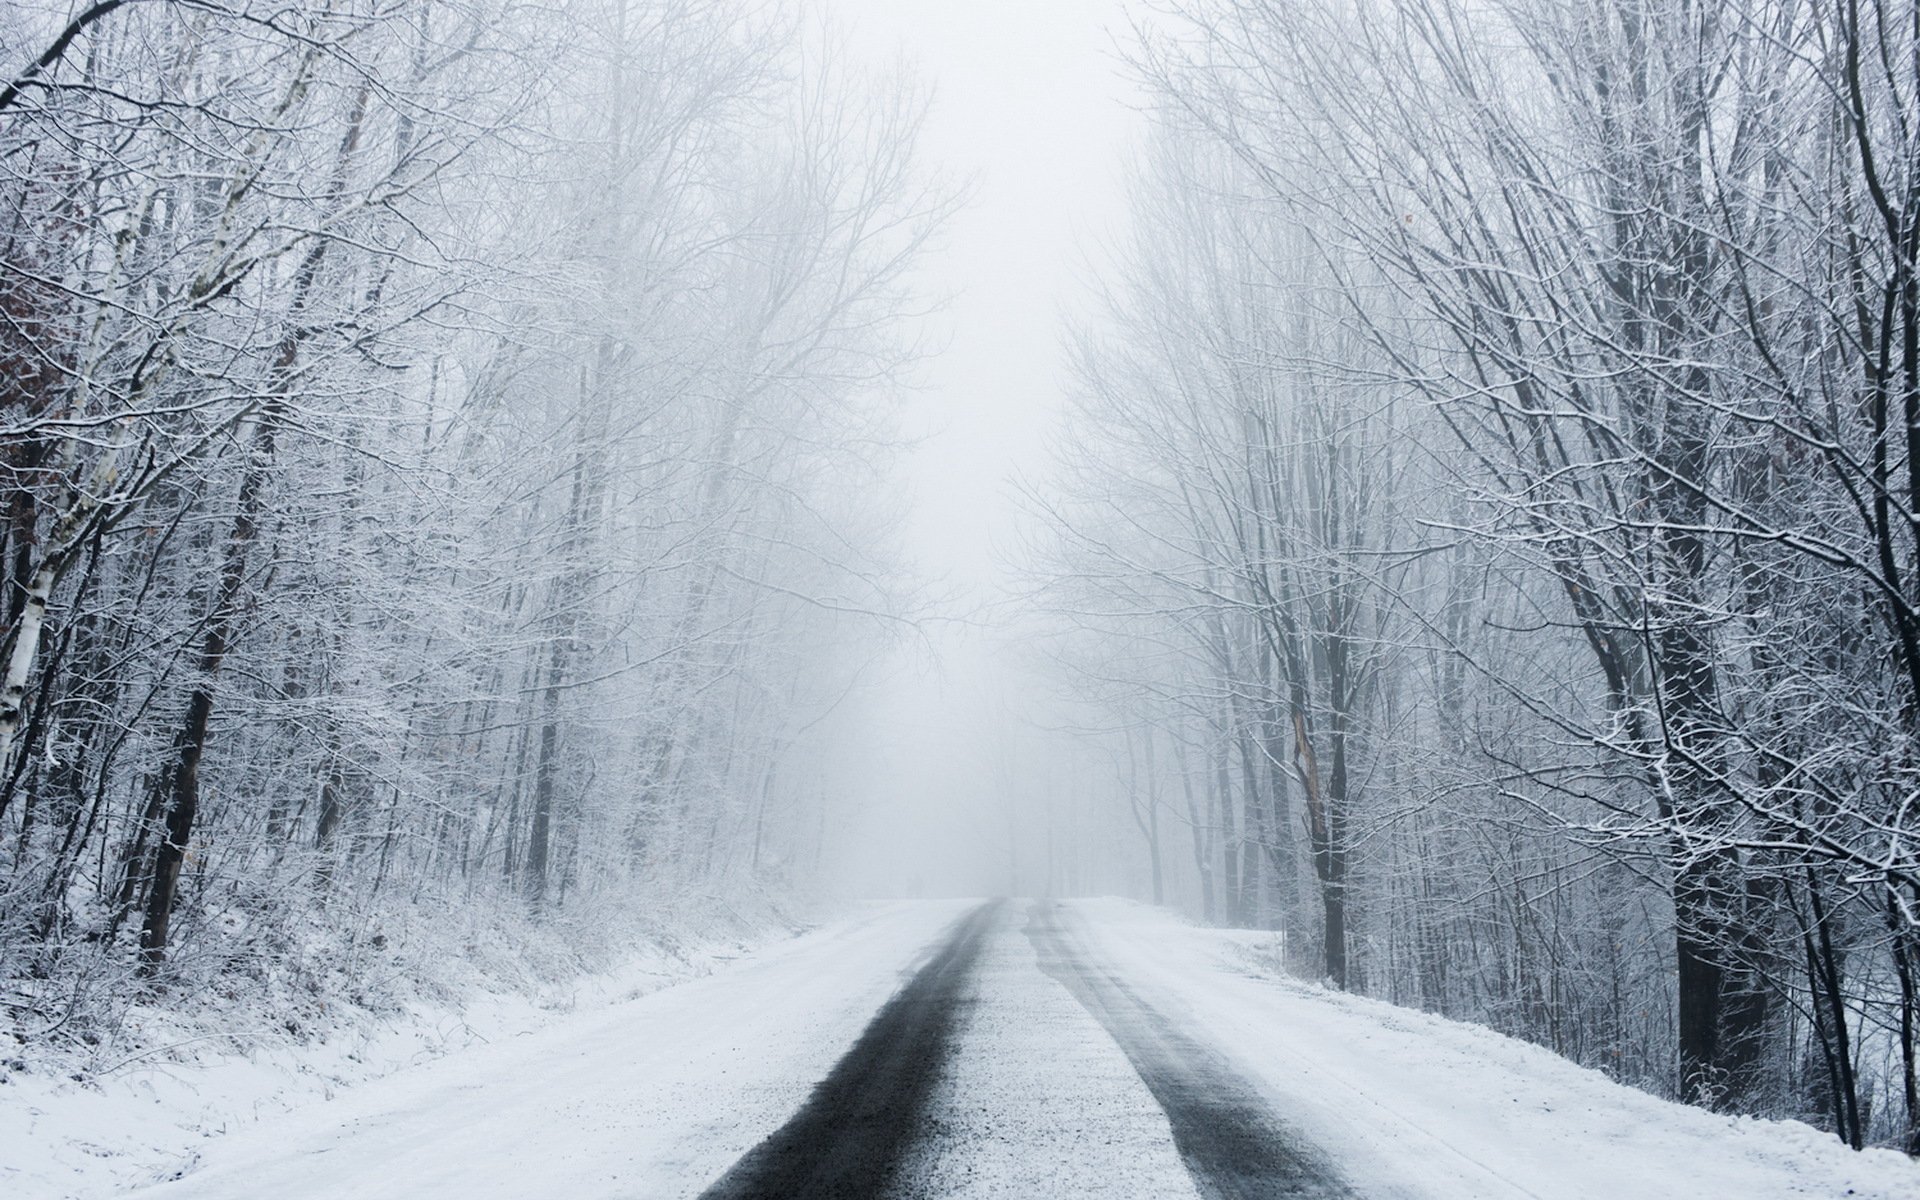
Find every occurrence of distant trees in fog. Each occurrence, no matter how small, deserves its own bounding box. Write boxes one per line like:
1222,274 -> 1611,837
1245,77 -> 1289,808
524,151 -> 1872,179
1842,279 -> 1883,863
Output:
1033,0 -> 1920,1154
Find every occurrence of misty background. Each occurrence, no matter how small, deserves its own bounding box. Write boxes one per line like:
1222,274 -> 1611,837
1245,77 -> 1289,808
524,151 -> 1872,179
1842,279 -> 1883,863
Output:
6,0 -> 1920,1160
819,0 -> 1145,900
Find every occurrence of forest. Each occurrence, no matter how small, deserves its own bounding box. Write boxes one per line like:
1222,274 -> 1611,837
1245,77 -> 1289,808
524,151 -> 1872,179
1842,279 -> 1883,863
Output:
1029,0 -> 1920,1156
0,0 -> 940,1075
2,0 -> 1919,1175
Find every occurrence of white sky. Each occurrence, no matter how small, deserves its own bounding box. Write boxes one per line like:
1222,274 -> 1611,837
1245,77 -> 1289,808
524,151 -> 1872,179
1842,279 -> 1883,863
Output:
830,0 -> 1143,583
815,0 -> 1150,894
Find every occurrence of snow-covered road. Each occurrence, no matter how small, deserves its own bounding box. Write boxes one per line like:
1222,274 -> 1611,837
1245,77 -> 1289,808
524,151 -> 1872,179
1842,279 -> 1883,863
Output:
110,900 -> 974,1200
104,900 -> 1920,1199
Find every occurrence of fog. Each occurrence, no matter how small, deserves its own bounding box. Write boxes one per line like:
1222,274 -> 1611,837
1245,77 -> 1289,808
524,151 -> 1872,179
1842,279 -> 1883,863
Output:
817,0 -> 1149,899
8,0 -> 1920,1155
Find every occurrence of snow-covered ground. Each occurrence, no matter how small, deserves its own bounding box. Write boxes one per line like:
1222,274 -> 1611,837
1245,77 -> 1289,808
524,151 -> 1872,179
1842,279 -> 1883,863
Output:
2,901 -> 964,1200
1073,897 -> 1920,1200
100,900 -> 969,1200
10,897 -> 1920,1199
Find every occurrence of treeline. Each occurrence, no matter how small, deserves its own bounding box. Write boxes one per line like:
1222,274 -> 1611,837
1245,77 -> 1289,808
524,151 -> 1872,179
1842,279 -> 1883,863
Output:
1034,0 -> 1920,1152
0,1 -> 934,1032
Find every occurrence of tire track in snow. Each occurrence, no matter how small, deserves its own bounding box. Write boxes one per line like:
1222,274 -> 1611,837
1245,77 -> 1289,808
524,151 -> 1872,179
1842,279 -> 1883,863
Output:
1025,901 -> 1357,1200
695,899 -> 1001,1200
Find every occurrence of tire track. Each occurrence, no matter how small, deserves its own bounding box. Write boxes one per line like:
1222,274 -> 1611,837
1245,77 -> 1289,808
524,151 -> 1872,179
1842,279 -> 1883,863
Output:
1024,901 -> 1357,1200
696,899 -> 1002,1200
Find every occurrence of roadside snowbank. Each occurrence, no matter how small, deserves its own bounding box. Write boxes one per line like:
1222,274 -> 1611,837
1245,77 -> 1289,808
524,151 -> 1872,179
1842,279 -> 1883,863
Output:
1069,897 -> 1920,1200
1,893 -> 815,1199
87,899 -> 965,1200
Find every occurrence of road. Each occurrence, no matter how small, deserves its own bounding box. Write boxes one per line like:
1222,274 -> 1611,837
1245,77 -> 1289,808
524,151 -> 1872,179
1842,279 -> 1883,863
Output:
702,900 -> 1348,1199
697,900 -> 1004,1199
1024,903 -> 1351,1199
114,899 -> 1920,1200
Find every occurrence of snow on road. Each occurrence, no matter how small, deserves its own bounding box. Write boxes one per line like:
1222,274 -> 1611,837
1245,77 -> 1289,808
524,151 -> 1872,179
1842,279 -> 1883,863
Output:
25,897 -> 1920,1199
887,904 -> 1200,1199
105,900 -> 971,1200
699,901 -> 1005,1198
1028,901 -> 1349,1197
1070,898 -> 1920,1200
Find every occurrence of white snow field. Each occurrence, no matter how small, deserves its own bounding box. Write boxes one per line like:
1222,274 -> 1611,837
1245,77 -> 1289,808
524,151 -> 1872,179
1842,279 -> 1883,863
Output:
10,897 -> 1920,1199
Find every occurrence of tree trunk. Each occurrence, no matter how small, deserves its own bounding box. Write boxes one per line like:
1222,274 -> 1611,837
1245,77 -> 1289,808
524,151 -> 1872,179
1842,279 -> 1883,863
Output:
138,405 -> 277,971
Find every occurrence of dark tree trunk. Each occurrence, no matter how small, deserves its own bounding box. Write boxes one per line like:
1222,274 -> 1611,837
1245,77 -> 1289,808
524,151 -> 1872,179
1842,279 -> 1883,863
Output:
138,407 -> 276,971
138,689 -> 211,969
